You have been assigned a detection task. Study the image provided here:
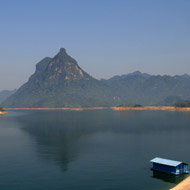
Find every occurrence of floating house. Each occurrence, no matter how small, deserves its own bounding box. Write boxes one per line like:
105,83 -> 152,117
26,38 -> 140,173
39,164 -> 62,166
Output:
150,157 -> 189,175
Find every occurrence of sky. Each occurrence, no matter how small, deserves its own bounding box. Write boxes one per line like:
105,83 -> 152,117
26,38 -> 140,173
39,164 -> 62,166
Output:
0,0 -> 190,91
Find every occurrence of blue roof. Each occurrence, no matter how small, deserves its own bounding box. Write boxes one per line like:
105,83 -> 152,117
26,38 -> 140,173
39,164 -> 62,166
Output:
150,157 -> 183,167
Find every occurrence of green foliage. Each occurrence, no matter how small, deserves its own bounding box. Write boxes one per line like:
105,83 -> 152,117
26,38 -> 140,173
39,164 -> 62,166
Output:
117,104 -> 143,108
174,100 -> 190,108
158,96 -> 184,106
0,107 -> 5,112
102,74 -> 190,106
133,104 -> 143,107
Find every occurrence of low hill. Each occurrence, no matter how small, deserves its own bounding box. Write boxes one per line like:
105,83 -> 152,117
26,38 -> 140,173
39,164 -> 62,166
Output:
102,72 -> 190,105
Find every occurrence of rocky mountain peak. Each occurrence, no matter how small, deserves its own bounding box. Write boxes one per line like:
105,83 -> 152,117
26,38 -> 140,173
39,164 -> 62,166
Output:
57,48 -> 69,58
29,48 -> 94,87
59,47 -> 67,54
1,48 -> 105,108
53,48 -> 77,64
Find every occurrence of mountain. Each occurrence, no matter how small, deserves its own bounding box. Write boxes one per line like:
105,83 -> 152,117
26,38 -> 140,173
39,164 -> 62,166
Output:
102,72 -> 190,105
2,48 -> 116,108
2,48 -> 190,107
104,71 -> 151,82
0,89 -> 17,104
158,96 -> 184,106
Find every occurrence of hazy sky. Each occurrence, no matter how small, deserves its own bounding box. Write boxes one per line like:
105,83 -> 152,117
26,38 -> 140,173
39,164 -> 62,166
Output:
0,0 -> 190,91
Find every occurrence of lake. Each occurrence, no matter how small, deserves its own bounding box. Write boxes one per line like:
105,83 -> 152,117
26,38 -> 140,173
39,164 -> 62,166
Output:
0,110 -> 190,190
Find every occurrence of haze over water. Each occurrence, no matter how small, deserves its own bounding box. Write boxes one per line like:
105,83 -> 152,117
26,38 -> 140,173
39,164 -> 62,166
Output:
0,110 -> 190,190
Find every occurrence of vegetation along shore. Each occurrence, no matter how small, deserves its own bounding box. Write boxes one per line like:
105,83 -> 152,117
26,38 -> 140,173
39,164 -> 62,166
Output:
4,106 -> 190,112
112,106 -> 190,111
0,107 -> 7,114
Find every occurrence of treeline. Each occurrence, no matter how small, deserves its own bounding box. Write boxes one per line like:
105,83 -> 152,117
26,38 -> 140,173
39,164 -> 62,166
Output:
117,104 -> 143,108
174,100 -> 190,108
0,107 -> 5,112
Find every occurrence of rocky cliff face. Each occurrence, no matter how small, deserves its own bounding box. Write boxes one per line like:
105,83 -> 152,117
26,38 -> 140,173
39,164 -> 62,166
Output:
29,48 -> 93,87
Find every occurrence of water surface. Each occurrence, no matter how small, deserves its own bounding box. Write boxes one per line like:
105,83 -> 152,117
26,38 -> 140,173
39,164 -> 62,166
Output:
0,110 -> 190,190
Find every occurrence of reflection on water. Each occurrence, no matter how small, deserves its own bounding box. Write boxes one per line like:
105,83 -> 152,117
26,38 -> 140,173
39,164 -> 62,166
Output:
16,110 -> 111,172
0,110 -> 190,190
152,171 -> 188,184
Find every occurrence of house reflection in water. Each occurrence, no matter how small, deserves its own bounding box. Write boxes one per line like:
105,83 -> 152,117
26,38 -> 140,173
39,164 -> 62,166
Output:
152,171 -> 187,184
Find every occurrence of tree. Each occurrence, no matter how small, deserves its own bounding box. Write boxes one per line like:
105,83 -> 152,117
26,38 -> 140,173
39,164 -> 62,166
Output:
174,100 -> 190,108
0,107 -> 5,112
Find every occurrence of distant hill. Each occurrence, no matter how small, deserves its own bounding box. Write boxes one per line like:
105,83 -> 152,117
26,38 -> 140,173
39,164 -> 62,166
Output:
2,48 -> 190,107
103,71 -> 150,82
102,72 -> 190,106
0,89 -> 17,104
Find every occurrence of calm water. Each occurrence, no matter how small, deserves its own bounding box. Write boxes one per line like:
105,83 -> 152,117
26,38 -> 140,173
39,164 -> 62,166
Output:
0,110 -> 190,190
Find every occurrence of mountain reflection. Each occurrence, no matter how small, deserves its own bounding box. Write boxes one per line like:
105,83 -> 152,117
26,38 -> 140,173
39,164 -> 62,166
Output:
14,110 -> 190,173
15,110 -> 111,172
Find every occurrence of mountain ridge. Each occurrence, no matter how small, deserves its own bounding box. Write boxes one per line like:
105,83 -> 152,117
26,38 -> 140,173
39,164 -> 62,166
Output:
2,48 -> 116,108
1,48 -> 190,107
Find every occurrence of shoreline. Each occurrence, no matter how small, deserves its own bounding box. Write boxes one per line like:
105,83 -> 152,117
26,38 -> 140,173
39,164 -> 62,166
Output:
4,106 -> 190,111
0,111 -> 8,114
112,106 -> 190,111
170,176 -> 190,190
5,107 -> 109,111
